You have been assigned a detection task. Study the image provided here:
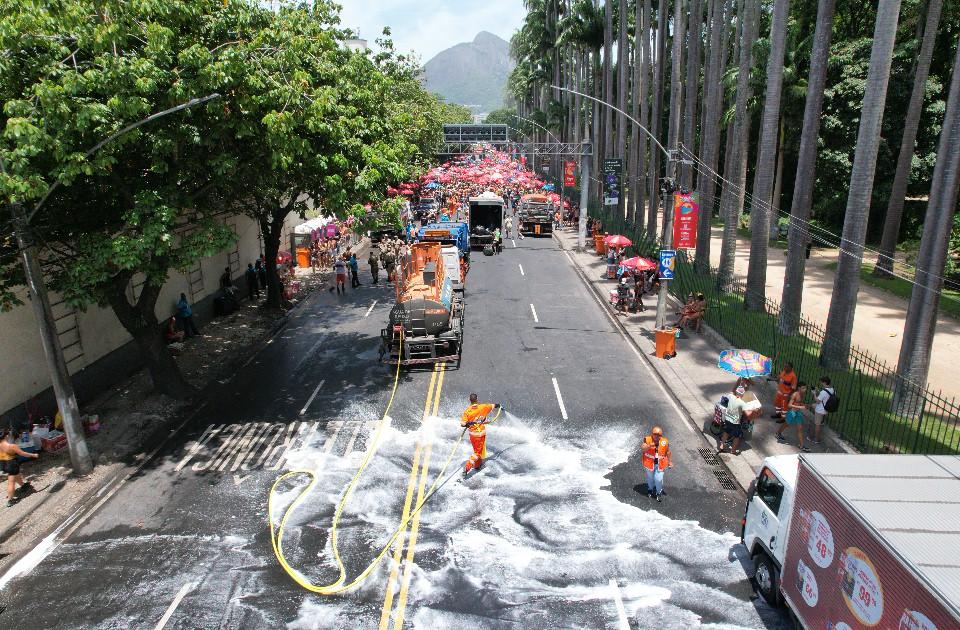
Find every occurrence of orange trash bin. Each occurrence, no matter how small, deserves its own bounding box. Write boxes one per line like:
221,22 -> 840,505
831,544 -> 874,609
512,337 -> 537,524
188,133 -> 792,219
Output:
594,234 -> 607,255
296,247 -> 311,268
655,327 -> 678,358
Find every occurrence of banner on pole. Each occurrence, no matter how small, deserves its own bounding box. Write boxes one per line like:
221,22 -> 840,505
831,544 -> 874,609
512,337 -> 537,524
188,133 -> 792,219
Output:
672,191 -> 699,249
563,160 -> 577,187
603,158 -> 622,206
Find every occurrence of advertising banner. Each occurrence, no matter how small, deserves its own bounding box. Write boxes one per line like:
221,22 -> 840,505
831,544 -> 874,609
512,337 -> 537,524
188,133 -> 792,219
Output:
603,158 -> 622,206
672,192 -> 699,249
658,249 -> 676,280
564,160 -> 577,187
780,463 -> 957,630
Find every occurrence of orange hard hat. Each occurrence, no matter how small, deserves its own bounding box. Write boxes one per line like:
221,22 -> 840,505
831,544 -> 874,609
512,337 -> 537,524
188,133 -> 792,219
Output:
651,426 -> 663,435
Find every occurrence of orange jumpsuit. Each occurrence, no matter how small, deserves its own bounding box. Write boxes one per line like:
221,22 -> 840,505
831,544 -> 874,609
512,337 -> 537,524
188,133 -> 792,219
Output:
461,403 -> 495,473
774,369 -> 797,415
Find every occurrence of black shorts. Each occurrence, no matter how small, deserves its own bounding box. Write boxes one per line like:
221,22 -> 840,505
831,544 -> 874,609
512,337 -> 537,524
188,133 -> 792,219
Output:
1,459 -> 21,476
722,421 -> 743,438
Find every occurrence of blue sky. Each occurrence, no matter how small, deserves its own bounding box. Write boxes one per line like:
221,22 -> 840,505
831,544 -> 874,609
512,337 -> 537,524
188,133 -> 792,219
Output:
336,0 -> 526,62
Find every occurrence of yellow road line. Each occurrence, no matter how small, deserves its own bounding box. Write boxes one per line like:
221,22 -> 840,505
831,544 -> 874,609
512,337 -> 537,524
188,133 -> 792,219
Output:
392,364 -> 444,629
379,365 -> 440,629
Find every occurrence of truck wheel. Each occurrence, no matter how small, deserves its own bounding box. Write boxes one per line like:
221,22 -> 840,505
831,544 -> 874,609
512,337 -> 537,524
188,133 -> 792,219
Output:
753,553 -> 780,607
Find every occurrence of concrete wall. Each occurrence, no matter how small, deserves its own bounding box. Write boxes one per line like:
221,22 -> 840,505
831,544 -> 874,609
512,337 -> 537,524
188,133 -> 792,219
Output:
0,213 -> 299,426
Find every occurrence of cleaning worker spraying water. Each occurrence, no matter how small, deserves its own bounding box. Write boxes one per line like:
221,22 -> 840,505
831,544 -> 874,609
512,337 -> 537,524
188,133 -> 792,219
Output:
460,393 -> 501,474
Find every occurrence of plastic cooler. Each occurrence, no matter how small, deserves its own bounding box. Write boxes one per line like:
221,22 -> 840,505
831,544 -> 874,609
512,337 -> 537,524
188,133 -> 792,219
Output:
655,327 -> 678,358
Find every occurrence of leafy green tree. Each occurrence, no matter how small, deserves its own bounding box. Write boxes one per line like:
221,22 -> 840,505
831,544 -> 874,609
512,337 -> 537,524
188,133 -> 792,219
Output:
438,101 -> 474,123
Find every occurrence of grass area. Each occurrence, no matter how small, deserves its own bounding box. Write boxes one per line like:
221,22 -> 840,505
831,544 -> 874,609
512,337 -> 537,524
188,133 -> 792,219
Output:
824,261 -> 960,321
709,217 -> 788,249
599,210 -> 960,455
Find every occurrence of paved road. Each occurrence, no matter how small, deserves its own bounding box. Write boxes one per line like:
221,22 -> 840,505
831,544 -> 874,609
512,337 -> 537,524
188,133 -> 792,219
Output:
0,234 -> 787,629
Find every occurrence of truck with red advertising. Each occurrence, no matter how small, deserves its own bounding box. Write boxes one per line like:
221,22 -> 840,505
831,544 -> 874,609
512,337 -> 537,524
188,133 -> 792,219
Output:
742,454 -> 960,629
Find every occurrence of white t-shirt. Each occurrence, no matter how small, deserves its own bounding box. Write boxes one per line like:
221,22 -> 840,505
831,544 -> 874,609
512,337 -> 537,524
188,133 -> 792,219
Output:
725,396 -> 747,425
815,388 -> 833,415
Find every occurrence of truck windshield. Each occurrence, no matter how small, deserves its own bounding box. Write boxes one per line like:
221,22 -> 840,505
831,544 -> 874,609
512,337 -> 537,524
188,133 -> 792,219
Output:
756,468 -> 785,516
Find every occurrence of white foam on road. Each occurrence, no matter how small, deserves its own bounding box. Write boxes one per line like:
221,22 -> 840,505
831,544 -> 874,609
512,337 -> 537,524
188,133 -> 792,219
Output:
284,411 -> 784,628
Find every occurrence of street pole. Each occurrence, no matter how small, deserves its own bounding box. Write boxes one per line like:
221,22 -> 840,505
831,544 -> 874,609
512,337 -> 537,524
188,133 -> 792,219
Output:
10,202 -> 93,474
0,93 -> 219,476
654,153 -> 678,330
578,136 -> 591,251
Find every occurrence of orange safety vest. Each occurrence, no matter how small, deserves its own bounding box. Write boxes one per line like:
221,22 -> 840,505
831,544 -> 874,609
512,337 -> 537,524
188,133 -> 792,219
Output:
776,370 -> 797,396
641,436 -> 671,472
461,403 -> 494,434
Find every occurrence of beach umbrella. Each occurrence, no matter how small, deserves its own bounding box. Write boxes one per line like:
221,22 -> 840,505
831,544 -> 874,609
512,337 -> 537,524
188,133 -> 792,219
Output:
717,349 -> 773,378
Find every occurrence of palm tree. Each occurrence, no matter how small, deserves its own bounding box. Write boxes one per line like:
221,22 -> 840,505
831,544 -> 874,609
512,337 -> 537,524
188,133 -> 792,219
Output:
894,40 -> 960,408
681,0 -> 703,190
717,0 -> 759,290
778,0 -> 837,334
744,0 -> 791,311
821,0 -> 903,369
647,0 -> 668,238
873,0 -> 944,278
694,0 -> 728,272
631,0 -> 652,228
616,0 -> 629,218
603,0 -> 614,166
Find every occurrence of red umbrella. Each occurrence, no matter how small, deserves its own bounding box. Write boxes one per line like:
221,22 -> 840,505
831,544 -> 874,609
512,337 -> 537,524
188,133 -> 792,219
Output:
620,256 -> 657,272
604,234 -> 633,248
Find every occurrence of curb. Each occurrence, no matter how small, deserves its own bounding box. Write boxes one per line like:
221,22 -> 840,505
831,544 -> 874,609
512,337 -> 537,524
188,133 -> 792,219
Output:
553,232 -> 754,493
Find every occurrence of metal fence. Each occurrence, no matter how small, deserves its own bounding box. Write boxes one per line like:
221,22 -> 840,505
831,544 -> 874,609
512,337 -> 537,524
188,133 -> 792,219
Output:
592,207 -> 960,455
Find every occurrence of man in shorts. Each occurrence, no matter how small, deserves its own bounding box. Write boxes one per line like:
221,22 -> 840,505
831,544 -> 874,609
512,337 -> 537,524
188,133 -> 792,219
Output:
811,376 -> 834,445
333,255 -> 348,294
1,429 -> 39,507
776,382 -> 810,452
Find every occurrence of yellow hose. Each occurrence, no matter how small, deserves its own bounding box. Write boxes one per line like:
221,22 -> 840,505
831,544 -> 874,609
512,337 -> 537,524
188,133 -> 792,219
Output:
268,328 -> 502,595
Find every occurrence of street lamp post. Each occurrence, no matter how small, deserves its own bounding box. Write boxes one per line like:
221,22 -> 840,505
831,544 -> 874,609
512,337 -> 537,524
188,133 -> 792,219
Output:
1,93 -> 219,475
550,85 -> 677,329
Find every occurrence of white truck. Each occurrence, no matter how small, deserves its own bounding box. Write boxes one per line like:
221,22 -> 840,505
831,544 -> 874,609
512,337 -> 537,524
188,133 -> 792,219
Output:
742,454 -> 960,628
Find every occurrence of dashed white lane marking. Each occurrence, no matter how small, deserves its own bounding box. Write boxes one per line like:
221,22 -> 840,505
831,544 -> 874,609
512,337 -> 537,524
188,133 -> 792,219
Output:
364,300 -> 378,317
299,379 -> 325,416
551,377 -> 568,420
511,239 -> 517,248
530,304 -> 540,323
155,581 -> 198,630
518,264 -> 525,276
563,250 -> 695,434
609,579 -> 631,630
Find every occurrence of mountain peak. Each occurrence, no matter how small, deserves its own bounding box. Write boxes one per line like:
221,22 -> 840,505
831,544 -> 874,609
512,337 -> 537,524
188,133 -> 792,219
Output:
424,33 -> 514,115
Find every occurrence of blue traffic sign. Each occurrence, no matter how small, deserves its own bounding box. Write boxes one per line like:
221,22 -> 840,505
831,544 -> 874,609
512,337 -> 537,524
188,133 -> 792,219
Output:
659,249 -> 676,280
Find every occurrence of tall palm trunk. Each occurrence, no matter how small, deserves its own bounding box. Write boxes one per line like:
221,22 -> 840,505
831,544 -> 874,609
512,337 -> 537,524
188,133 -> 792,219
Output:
694,0 -> 727,271
894,41 -> 960,408
779,0 -> 837,336
821,0 -> 903,369
633,0 -> 652,229
874,0 -> 944,278
717,0 -> 759,289
648,0 -> 668,237
628,33 -> 640,223
744,0 -> 791,311
616,0 -> 629,218
681,0 -> 703,189
603,0 -> 614,162
666,0 -> 686,189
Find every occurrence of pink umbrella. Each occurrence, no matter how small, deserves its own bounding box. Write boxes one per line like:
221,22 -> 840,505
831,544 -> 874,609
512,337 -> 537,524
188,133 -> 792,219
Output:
604,234 -> 632,248
619,256 -> 657,272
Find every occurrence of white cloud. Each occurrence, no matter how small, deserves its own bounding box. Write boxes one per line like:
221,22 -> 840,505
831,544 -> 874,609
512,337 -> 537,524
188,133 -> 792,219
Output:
336,0 -> 525,62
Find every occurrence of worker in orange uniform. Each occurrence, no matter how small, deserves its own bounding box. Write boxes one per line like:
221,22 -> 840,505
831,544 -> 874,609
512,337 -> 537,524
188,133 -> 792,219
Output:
642,426 -> 672,502
770,362 -> 797,419
461,393 -> 500,474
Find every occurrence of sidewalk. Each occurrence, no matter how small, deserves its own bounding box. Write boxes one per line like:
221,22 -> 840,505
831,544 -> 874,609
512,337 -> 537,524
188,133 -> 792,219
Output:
554,228 -> 855,492
0,239 -> 368,576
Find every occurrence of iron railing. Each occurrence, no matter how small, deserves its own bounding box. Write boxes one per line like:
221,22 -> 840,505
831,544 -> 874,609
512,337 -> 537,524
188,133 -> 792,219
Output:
591,207 -> 960,455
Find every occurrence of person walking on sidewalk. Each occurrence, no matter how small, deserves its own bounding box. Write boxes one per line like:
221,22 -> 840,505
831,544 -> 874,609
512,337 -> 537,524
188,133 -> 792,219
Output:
368,250 -> 380,285
811,377 -> 835,445
776,382 -> 811,452
332,255 -> 347,294
1,429 -> 39,507
770,362 -> 797,419
642,426 -> 672,502
245,263 -> 260,300
718,386 -> 748,455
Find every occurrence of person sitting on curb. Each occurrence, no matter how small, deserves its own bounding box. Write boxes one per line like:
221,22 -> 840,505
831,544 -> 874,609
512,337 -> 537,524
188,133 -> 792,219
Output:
165,316 -> 185,344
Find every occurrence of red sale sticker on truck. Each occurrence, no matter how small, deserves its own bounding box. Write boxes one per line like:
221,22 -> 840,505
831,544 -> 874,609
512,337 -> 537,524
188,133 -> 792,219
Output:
805,510 -> 835,569
839,547 -> 884,625
899,609 -> 939,630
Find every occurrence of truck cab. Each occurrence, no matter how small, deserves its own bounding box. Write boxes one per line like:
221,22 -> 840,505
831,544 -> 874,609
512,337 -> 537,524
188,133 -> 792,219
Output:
468,192 -> 505,249
741,455 -> 798,605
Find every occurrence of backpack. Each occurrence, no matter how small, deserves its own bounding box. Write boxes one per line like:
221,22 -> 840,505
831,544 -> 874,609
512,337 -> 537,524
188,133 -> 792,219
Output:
823,388 -> 840,413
